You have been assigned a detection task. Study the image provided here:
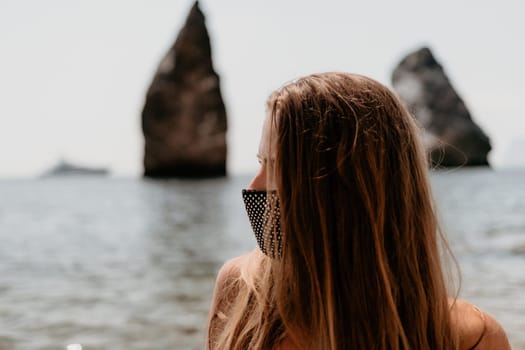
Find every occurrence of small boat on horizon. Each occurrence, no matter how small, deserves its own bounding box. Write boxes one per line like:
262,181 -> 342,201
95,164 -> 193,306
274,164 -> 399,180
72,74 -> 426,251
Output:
41,159 -> 110,177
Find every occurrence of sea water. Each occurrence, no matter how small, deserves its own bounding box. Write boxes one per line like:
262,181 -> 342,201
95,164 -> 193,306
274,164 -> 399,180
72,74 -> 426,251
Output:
0,169 -> 523,349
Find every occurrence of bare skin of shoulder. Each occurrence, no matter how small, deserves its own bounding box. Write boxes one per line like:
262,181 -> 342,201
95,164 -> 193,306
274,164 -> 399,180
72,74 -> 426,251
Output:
450,299 -> 511,350
209,254 -> 512,350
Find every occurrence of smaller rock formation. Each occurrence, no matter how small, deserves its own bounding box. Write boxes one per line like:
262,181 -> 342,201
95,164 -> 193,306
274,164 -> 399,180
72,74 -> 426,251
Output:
142,1 -> 227,178
391,47 -> 491,167
41,159 -> 109,177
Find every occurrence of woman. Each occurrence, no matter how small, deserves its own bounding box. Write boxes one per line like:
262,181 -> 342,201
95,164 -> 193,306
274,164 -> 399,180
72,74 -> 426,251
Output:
207,73 -> 510,349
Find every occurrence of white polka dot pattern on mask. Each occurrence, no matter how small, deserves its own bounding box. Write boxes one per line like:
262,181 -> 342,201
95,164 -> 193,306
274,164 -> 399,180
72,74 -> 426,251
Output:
242,189 -> 282,258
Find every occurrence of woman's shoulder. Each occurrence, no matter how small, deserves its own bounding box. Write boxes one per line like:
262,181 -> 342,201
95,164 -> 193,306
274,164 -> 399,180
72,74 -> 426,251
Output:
207,252 -> 255,347
450,299 -> 511,350
211,251 -> 257,306
214,252 -> 253,286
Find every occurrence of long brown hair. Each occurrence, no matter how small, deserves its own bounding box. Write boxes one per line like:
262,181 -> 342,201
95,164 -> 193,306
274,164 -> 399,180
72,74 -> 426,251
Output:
209,72 -> 458,349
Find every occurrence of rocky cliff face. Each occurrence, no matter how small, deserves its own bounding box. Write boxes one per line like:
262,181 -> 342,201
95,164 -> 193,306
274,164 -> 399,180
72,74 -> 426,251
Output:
391,47 -> 491,167
142,1 -> 227,178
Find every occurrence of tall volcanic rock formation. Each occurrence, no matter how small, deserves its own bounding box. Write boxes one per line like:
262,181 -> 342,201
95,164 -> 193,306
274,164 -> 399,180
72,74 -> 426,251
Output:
391,47 -> 491,167
142,1 -> 227,178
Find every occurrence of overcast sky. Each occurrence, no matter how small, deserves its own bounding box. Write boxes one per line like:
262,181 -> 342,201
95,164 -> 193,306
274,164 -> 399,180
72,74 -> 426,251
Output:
1,0 -> 524,177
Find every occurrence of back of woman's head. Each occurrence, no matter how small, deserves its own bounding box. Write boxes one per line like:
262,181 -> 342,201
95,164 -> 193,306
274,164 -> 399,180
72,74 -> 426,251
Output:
267,72 -> 457,349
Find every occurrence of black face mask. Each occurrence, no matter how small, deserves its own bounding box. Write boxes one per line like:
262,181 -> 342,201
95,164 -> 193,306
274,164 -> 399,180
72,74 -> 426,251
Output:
242,189 -> 282,258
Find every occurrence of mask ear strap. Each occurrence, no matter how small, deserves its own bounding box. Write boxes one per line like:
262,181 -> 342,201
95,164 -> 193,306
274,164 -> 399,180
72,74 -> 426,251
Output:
267,191 -> 282,258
